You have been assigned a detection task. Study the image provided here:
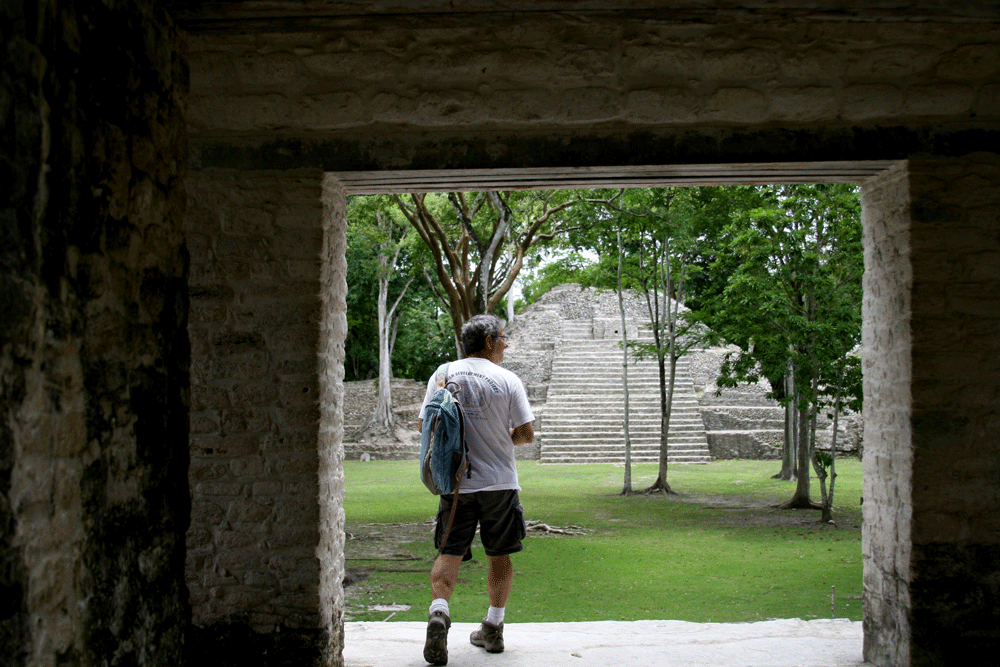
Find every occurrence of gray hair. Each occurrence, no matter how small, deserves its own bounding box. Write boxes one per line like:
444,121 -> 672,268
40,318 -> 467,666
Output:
461,314 -> 502,356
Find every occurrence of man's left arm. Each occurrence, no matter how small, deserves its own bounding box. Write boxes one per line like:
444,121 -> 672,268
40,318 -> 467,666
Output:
511,422 -> 534,446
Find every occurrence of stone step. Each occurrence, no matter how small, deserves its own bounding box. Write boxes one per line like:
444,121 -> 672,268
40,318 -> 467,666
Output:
541,442 -> 707,452
542,443 -> 710,452
542,435 -> 706,443
540,318 -> 712,465
542,424 -> 707,434
542,422 -> 706,431
539,455 -> 711,464
542,403 -> 700,413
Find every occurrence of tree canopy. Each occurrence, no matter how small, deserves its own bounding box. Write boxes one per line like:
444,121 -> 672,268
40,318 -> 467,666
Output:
345,196 -> 452,383
392,190 -> 611,350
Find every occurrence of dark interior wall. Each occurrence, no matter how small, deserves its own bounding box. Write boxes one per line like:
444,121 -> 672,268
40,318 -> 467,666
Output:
1,1 -> 190,665
1,2 -> 35,660
905,155 -> 1000,665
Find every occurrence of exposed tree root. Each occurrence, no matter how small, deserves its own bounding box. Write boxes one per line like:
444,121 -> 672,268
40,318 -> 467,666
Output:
642,479 -> 678,495
775,496 -> 824,510
525,521 -> 587,536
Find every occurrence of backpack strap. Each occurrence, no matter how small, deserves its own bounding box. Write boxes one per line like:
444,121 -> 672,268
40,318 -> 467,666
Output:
438,455 -> 467,555
438,362 -> 469,555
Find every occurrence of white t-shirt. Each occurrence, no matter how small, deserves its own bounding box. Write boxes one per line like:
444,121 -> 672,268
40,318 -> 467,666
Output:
418,357 -> 534,493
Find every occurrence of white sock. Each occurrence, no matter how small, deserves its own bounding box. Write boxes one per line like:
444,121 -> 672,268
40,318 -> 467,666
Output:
430,598 -> 450,617
486,606 -> 505,626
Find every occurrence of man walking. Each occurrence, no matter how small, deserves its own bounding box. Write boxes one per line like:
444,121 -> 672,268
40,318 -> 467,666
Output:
416,314 -> 535,666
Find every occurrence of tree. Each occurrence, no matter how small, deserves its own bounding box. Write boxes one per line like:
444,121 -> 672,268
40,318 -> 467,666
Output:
393,190 -> 608,353
682,187 -> 800,480
559,188 -> 699,495
617,227 -> 635,495
608,189 -> 702,495
347,196 -> 415,433
635,230 -> 695,495
690,184 -> 863,515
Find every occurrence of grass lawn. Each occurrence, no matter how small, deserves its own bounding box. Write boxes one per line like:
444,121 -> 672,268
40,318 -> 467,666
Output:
343,459 -> 863,625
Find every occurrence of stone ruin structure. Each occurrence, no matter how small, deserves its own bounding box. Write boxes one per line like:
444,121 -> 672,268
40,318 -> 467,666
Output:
4,2 -> 999,666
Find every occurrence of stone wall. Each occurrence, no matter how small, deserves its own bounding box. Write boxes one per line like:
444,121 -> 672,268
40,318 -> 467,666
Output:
186,18 -> 1000,173
860,163 -> 915,666
1,1 -> 189,665
186,169 -> 333,663
318,175 -> 348,667
861,156 -> 1000,665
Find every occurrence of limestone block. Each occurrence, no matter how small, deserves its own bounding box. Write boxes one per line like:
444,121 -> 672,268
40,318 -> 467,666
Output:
702,49 -> 778,81
300,92 -> 370,129
302,50 -> 401,80
771,86 -> 839,121
707,87 -> 768,123
903,84 -> 976,117
236,51 -> 304,87
843,84 -> 905,121
626,88 -> 699,124
560,86 -> 623,123
972,84 -> 1000,116
936,44 -> 1000,80
855,45 -> 939,78
621,45 -> 702,85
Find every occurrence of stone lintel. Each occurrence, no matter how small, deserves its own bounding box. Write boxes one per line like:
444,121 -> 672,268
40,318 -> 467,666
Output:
189,125 -> 998,191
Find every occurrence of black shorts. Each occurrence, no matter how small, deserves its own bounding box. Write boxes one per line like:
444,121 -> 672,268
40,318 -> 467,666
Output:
434,489 -> 526,560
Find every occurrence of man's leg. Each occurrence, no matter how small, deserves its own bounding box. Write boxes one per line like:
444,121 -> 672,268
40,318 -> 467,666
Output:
431,554 -> 463,600
470,554 -> 512,654
472,490 -> 523,653
425,554 -> 463,665
487,555 -> 513,608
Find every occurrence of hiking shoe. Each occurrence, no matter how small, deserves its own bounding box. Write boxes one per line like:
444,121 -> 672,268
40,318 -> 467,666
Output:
470,619 -> 504,653
423,611 -> 451,665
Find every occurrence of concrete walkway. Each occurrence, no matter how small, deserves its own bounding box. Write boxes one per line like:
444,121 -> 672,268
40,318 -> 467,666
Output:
344,618 -> 870,667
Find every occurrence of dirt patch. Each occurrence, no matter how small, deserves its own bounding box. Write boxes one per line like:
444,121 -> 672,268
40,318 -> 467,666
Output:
680,493 -> 861,530
343,520 -> 435,620
342,517 -> 591,619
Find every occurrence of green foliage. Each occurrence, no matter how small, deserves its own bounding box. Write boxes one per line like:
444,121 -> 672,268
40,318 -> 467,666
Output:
686,184 -> 864,411
394,189 -> 601,332
344,239 -> 381,380
343,460 -> 863,623
814,450 -> 833,470
345,195 -> 455,381
390,297 -> 454,380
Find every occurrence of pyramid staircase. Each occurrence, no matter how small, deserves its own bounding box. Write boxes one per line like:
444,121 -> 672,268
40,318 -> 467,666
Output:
538,319 -> 711,464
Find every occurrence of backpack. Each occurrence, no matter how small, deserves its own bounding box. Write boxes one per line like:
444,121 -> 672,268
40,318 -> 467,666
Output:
419,367 -> 471,496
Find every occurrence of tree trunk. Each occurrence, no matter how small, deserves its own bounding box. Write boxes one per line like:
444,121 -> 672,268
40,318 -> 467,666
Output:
778,375 -> 817,510
808,399 -> 830,520
825,391 -> 841,523
774,368 -> 796,480
370,265 -> 394,429
618,229 -> 633,495
646,243 -> 676,495
365,223 -> 412,434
